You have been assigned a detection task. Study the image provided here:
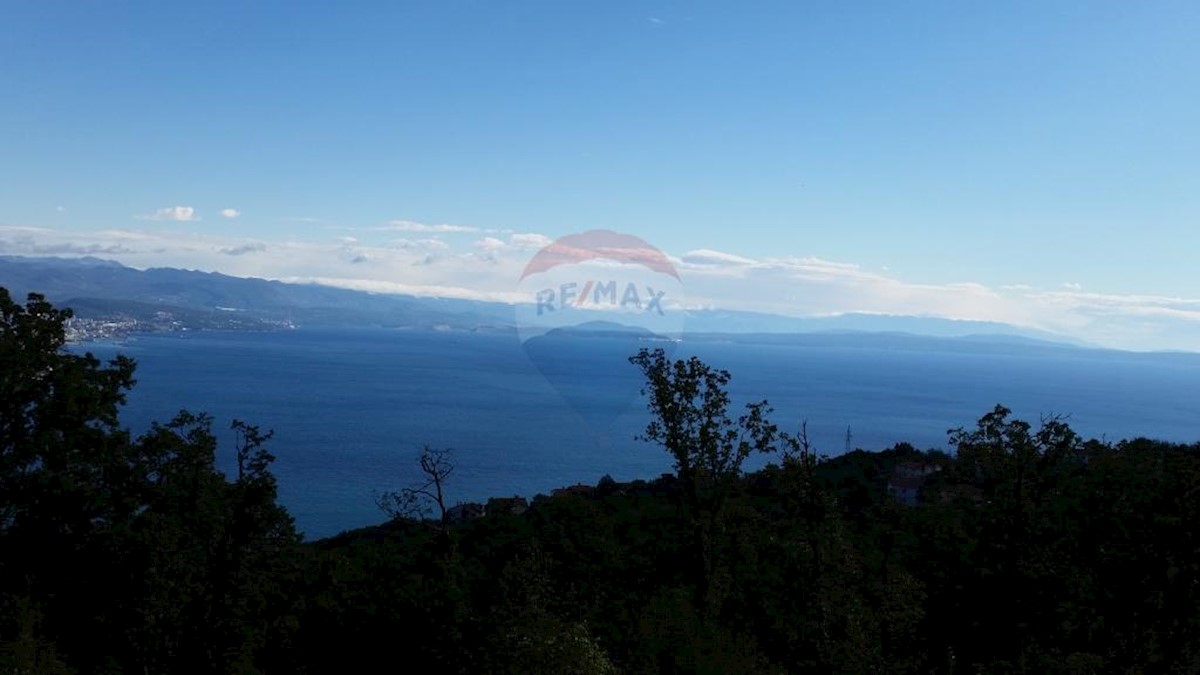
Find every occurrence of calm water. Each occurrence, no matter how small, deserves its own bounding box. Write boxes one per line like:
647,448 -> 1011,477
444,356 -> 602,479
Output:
76,328 -> 1200,539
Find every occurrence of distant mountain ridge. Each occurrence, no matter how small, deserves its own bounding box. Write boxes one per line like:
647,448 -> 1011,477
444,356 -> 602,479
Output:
676,308 -> 1088,346
0,255 -> 1086,347
544,321 -> 659,338
0,255 -> 517,335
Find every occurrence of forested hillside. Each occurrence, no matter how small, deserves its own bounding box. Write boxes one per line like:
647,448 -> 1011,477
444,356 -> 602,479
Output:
3,288 -> 1198,674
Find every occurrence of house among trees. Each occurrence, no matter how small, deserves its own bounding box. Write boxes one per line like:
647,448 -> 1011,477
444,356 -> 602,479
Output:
887,461 -> 941,506
938,483 -> 985,505
551,483 -> 596,498
485,496 -> 529,517
446,501 -> 485,524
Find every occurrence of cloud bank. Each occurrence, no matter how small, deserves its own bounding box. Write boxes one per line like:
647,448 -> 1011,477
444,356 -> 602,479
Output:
2,223 -> 1198,351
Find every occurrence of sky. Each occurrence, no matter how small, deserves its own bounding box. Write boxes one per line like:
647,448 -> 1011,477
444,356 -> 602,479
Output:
2,1 -> 1199,350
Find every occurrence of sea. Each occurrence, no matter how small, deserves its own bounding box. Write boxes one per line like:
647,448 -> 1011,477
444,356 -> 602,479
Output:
73,327 -> 1200,540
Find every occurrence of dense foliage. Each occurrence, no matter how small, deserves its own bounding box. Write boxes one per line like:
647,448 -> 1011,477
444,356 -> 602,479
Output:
2,289 -> 1198,673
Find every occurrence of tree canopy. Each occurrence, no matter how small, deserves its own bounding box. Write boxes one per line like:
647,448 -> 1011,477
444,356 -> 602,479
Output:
4,289 -> 1199,673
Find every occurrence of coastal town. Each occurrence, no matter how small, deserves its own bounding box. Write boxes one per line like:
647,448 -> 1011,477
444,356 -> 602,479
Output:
64,311 -> 295,343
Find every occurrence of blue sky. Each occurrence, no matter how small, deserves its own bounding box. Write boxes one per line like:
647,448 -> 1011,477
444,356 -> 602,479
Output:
2,2 -> 1199,349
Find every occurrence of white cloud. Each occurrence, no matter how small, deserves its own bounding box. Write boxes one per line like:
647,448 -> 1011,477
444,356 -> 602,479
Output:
381,220 -> 479,233
391,238 -> 449,251
473,233 -> 551,253
219,242 -> 266,256
667,248 -> 1200,350
281,276 -> 525,303
220,208 -> 241,219
680,249 -> 757,266
136,206 -> 199,222
473,236 -> 507,251
510,233 -> 553,249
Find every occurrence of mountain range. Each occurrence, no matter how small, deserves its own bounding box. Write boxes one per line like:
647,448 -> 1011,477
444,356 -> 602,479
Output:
0,255 -> 1086,347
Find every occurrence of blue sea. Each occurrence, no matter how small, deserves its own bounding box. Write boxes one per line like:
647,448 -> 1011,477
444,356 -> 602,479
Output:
75,328 -> 1200,539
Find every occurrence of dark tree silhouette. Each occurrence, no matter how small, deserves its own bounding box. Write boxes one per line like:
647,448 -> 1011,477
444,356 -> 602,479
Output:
628,347 -> 788,618
379,445 -> 456,538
